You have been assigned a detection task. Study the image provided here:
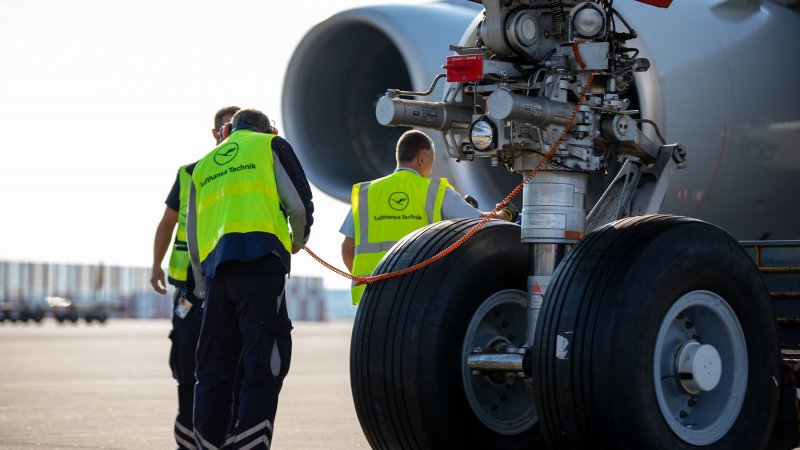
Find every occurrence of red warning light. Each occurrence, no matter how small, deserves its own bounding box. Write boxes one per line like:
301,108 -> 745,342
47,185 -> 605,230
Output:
634,0 -> 672,7
532,281 -> 542,294
443,54 -> 483,83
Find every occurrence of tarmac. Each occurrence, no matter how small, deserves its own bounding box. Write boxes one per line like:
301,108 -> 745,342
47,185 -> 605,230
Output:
0,319 -> 368,449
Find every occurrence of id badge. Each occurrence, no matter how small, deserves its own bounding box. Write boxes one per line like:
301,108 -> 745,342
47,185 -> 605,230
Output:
175,297 -> 193,319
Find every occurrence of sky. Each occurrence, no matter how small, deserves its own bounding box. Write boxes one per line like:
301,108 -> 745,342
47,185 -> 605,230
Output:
0,0 -> 430,290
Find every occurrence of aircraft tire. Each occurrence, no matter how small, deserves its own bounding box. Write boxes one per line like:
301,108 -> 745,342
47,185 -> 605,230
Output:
532,214 -> 780,449
351,218 -> 544,449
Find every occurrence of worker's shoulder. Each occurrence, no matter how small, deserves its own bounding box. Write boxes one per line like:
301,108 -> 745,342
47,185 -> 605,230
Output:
270,135 -> 293,152
182,161 -> 198,175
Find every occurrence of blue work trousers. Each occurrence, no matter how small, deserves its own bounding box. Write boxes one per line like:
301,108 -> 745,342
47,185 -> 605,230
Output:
193,271 -> 292,450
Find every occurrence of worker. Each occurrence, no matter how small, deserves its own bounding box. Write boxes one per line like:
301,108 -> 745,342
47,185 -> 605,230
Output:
340,130 -> 517,304
186,108 -> 314,450
150,105 -> 240,450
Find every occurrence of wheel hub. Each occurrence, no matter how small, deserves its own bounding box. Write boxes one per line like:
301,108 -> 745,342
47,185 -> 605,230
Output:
461,289 -> 536,436
676,340 -> 722,394
653,290 -> 747,446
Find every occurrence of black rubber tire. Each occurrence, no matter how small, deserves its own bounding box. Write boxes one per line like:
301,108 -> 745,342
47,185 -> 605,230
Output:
532,215 -> 781,449
351,218 -> 545,450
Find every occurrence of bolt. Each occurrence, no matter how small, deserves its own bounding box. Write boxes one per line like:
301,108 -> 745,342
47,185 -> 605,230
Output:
676,313 -> 684,320
691,335 -> 700,341
501,320 -> 509,328
688,398 -> 697,407
679,410 -> 688,419
507,334 -> 516,341
491,404 -> 499,412
500,394 -> 507,402
616,118 -> 628,135
685,321 -> 693,329
492,310 -> 500,319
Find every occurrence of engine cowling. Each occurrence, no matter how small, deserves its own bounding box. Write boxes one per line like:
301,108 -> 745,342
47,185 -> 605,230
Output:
281,2 -> 484,203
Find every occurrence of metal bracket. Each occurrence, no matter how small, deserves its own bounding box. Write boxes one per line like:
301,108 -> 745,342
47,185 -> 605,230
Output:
585,144 -> 687,232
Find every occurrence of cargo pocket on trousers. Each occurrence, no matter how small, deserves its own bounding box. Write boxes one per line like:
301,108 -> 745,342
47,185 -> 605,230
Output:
261,319 -> 293,379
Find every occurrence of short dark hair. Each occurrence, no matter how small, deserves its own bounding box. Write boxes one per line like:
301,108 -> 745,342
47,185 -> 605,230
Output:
231,108 -> 271,133
214,106 -> 241,130
396,130 -> 433,163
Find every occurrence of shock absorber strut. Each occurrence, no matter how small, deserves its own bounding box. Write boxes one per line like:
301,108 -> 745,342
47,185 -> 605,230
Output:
523,171 -> 586,348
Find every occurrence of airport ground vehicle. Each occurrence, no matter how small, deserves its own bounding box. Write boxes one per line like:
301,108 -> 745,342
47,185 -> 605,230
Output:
0,262 -> 124,325
284,0 -> 800,448
0,299 -> 110,324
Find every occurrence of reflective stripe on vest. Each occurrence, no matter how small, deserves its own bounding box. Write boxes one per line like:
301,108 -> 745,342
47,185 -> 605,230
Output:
350,170 -> 449,304
167,164 -> 192,286
192,130 -> 291,265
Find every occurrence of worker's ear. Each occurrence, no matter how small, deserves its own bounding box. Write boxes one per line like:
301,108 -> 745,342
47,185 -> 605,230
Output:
214,122 -> 232,144
221,122 -> 232,140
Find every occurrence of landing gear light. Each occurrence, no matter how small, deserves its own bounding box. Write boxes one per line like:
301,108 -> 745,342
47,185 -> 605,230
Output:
469,116 -> 496,152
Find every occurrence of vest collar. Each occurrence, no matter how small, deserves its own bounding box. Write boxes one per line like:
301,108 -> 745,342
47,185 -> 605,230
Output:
394,167 -> 421,177
231,125 -> 261,133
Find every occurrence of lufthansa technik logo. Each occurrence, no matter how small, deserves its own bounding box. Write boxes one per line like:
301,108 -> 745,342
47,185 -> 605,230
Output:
388,192 -> 410,211
214,143 -> 239,165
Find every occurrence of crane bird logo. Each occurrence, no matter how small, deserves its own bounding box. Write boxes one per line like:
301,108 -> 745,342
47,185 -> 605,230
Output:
388,192 -> 410,211
214,143 -> 239,165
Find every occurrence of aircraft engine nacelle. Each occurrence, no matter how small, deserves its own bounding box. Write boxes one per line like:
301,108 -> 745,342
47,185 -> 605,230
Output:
281,1 -> 485,202
282,0 -> 800,240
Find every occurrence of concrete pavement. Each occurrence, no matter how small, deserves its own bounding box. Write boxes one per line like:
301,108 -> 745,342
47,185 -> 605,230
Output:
0,319 -> 368,449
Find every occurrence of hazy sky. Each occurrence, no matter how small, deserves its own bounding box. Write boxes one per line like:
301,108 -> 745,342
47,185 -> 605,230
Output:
0,0 -> 430,290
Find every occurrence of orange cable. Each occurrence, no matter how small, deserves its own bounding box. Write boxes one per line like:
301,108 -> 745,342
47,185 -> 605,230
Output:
305,41 -> 595,286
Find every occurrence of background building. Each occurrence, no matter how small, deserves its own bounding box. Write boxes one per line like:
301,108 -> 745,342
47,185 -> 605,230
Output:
0,260 -> 348,323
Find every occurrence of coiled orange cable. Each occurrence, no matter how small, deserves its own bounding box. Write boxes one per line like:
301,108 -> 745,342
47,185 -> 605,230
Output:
305,41 -> 595,286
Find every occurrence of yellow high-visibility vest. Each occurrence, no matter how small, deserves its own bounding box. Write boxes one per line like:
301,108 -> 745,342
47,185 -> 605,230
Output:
167,164 -> 192,286
193,130 -> 291,269
351,170 -> 450,304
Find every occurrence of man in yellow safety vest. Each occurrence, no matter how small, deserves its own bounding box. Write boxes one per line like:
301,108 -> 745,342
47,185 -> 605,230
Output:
340,130 -> 515,304
149,105 -> 239,450
187,108 -> 313,450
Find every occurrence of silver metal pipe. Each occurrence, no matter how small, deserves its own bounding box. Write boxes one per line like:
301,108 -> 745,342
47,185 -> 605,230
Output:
467,353 -> 525,372
525,243 -> 570,348
534,244 -> 560,276
375,95 -> 472,130
487,89 -> 574,126
522,170 -> 582,348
